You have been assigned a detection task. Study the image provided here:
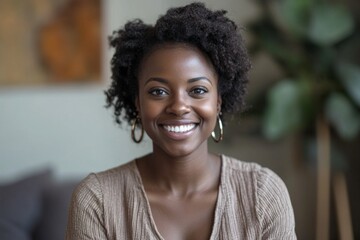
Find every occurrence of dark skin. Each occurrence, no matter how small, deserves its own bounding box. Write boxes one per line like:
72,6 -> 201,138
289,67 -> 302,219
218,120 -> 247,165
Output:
135,43 -> 222,240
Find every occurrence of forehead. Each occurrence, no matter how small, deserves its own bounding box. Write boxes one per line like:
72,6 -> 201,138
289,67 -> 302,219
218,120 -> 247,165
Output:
138,43 -> 217,79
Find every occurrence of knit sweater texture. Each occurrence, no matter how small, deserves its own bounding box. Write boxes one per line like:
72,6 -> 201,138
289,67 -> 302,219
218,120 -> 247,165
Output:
66,155 -> 296,239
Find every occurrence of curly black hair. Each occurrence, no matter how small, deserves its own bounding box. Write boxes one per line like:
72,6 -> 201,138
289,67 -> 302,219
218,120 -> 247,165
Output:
105,2 -> 251,125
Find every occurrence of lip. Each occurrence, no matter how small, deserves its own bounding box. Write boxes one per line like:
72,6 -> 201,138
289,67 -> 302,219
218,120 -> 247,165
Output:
160,125 -> 197,140
159,119 -> 198,125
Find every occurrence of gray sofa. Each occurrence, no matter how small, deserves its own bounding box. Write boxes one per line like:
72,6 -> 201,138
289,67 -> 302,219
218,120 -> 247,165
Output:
0,169 -> 79,240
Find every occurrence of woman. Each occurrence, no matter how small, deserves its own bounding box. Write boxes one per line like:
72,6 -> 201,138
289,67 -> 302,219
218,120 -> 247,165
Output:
66,3 -> 296,239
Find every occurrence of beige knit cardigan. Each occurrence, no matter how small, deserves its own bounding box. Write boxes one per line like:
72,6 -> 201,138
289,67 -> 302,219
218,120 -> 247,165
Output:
66,155 -> 296,239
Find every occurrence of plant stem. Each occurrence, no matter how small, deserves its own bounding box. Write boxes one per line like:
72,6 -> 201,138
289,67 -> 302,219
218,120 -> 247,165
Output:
316,116 -> 331,240
333,171 -> 354,240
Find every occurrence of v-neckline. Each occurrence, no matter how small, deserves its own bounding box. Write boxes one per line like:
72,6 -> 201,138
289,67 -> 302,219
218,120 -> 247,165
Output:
132,154 -> 227,240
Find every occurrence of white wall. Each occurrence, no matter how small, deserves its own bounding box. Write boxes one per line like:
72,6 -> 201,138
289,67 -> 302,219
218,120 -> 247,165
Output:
0,0 -> 257,182
0,85 -> 152,182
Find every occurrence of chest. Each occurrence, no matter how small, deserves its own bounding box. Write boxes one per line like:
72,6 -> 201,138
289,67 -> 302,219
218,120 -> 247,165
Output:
148,191 -> 218,240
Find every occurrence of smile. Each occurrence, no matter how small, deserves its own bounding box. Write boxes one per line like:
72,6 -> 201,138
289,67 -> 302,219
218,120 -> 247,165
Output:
163,124 -> 196,133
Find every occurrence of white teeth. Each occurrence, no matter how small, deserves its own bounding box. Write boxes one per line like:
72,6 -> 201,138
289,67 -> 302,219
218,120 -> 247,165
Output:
163,124 -> 196,133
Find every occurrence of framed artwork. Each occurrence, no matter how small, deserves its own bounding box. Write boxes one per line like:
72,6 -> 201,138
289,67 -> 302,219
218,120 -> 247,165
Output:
0,0 -> 102,86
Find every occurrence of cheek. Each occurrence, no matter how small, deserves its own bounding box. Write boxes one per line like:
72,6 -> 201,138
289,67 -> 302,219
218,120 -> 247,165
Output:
200,103 -> 217,116
197,98 -> 219,122
138,97 -> 163,124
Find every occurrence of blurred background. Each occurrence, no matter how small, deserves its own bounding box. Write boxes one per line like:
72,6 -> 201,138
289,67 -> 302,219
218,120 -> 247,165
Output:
0,0 -> 359,239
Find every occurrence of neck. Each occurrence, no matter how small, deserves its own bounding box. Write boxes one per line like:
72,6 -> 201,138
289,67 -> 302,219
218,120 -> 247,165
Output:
137,143 -> 220,197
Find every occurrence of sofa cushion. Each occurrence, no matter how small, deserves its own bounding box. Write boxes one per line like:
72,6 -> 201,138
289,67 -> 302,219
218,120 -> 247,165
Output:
33,180 -> 79,240
0,169 -> 52,240
0,218 -> 30,240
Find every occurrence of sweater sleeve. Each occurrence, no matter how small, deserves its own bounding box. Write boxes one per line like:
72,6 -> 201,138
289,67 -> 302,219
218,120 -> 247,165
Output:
255,168 -> 297,239
65,173 -> 107,240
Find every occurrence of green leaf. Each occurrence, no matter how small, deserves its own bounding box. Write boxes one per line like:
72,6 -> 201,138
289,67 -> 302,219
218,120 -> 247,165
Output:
325,93 -> 360,140
280,0 -> 313,37
298,78 -> 315,123
336,62 -> 360,107
314,47 -> 336,74
308,5 -> 355,46
262,38 -> 301,69
263,80 -> 303,139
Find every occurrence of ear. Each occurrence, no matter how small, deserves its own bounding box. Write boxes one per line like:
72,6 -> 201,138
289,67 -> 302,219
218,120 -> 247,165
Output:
217,94 -> 222,114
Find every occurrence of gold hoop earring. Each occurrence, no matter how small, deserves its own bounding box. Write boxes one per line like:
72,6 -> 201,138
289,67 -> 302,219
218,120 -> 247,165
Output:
211,115 -> 223,143
131,116 -> 144,143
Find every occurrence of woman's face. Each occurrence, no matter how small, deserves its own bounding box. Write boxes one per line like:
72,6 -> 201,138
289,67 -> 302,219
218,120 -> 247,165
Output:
137,44 -> 221,157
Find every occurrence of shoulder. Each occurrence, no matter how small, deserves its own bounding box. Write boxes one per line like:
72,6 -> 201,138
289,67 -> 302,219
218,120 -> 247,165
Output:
66,162 -> 138,239
222,155 -> 280,186
222,154 -> 287,188
223,154 -> 263,172
222,155 -> 290,207
222,155 -> 292,211
72,160 -> 137,202
222,155 -> 296,238
93,160 -> 137,185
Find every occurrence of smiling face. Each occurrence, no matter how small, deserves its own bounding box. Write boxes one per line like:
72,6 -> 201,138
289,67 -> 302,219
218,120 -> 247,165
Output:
136,43 -> 221,158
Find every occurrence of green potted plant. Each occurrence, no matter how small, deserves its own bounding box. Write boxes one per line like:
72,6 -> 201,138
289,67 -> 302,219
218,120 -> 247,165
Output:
247,0 -> 360,239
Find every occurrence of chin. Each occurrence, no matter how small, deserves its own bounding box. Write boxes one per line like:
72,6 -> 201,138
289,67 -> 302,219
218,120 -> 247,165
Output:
153,140 -> 207,159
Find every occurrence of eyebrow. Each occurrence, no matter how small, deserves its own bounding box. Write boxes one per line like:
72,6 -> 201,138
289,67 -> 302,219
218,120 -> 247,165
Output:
145,77 -> 213,86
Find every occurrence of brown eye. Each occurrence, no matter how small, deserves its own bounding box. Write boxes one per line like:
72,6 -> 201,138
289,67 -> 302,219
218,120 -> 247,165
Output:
190,87 -> 208,95
149,88 -> 168,96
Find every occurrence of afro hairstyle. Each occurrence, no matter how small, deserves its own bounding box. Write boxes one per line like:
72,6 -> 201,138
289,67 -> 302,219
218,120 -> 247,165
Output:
105,2 -> 251,126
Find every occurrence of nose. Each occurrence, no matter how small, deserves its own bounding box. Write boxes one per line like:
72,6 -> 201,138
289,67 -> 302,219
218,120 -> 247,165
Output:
165,92 -> 191,116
